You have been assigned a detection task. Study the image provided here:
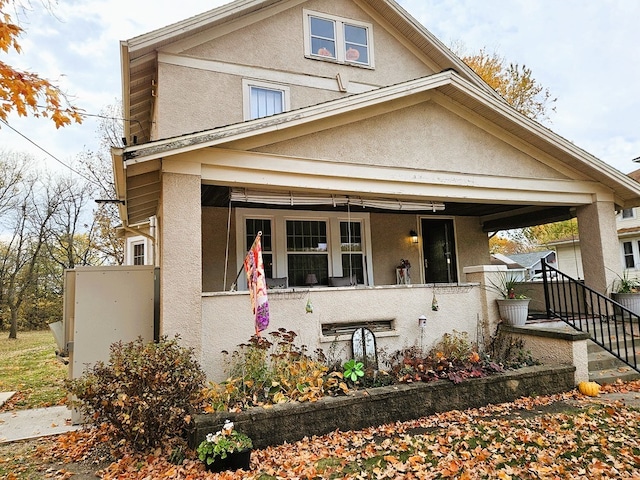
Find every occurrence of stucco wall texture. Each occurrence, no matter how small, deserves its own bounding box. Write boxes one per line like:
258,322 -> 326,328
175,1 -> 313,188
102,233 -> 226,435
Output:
201,284 -> 483,382
154,0 -> 434,139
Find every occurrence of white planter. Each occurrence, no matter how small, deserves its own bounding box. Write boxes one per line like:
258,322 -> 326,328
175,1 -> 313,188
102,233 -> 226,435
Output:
611,293 -> 640,316
497,299 -> 530,326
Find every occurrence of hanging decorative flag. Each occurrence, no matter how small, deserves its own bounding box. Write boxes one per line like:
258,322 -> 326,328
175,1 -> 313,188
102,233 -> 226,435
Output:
244,232 -> 270,334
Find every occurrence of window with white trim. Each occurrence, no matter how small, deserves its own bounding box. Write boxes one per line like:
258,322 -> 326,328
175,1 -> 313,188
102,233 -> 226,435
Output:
236,209 -> 372,288
126,236 -> 149,266
622,208 -> 635,219
303,10 -> 373,67
242,79 -> 290,120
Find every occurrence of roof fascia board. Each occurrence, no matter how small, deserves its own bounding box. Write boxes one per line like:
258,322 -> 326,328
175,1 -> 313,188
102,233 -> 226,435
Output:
162,0 -> 305,55
125,0 -> 275,56
444,74 -> 640,198
120,42 -> 131,141
428,90 -> 589,182
353,0 -> 444,76
363,0 -> 498,97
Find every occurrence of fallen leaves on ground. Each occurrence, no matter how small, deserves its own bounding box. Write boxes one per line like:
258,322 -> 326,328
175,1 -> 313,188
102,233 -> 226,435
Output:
7,380 -> 640,479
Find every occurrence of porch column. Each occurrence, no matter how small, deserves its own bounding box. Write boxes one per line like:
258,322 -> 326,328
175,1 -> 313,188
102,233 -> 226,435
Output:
576,201 -> 621,294
160,163 -> 202,356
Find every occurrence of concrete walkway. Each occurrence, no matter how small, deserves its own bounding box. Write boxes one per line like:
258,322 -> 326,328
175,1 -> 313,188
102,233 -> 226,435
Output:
0,392 -> 80,443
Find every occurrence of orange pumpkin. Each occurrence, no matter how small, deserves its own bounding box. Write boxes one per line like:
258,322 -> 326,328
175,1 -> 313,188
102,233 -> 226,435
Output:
578,381 -> 600,397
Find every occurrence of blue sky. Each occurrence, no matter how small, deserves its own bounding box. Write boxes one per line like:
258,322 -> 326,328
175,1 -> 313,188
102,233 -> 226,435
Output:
2,0 -> 639,174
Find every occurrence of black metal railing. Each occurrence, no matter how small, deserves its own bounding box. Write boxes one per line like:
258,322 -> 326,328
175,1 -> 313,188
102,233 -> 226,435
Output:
541,259 -> 639,372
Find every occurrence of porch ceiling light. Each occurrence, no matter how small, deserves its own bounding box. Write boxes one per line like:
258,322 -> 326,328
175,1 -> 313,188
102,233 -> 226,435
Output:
409,230 -> 418,244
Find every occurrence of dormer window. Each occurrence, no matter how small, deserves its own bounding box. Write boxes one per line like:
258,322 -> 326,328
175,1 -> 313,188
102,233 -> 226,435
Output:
304,10 -> 373,68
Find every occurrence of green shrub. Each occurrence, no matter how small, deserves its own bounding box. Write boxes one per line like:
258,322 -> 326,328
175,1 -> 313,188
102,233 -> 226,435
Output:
66,335 -> 206,451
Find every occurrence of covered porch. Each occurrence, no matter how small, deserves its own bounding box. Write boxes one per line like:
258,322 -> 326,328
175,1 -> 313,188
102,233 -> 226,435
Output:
112,72 -> 640,379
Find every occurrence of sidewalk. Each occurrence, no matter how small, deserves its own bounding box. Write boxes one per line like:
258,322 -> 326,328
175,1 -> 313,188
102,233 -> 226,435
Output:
0,392 -> 81,443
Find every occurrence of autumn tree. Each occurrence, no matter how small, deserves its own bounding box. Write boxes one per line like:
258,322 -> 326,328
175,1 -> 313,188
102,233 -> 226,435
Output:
460,47 -> 556,122
76,103 -> 125,265
523,218 -> 579,247
0,0 -> 82,127
0,170 -> 61,339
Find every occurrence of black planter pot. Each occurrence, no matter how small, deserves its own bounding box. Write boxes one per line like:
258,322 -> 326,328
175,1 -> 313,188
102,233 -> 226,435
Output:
204,449 -> 252,472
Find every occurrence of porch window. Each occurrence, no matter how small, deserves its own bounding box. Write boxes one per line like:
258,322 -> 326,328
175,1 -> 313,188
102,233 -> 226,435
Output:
286,220 -> 329,286
623,241 -> 635,268
340,221 -> 364,284
236,208 -> 372,289
246,218 -> 273,278
304,10 -> 373,67
622,208 -> 635,219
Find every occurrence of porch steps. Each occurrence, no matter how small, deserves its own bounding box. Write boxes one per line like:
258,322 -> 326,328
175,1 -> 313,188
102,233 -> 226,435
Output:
587,340 -> 640,385
525,317 -> 640,384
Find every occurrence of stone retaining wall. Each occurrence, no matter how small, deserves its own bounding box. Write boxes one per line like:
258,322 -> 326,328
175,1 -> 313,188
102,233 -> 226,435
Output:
190,365 -> 575,449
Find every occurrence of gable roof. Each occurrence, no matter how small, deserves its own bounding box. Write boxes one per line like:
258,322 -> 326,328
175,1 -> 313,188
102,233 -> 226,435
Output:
507,251 -> 556,269
120,0 -> 495,145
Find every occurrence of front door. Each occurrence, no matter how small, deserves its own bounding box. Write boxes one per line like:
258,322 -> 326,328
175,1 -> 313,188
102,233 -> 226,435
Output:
422,219 -> 457,283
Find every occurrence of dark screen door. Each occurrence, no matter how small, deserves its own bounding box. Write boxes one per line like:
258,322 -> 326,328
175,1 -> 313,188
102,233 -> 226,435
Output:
422,219 -> 457,283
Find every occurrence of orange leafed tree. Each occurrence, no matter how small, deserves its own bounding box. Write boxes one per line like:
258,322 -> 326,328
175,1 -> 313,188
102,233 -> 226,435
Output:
461,47 -> 556,122
0,0 -> 82,127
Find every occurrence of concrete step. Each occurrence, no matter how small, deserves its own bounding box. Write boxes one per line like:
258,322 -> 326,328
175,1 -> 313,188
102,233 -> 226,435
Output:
587,341 -> 640,384
589,366 -> 640,385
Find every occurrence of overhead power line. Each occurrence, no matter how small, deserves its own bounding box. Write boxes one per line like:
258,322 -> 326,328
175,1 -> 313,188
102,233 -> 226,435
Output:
0,118 -> 98,186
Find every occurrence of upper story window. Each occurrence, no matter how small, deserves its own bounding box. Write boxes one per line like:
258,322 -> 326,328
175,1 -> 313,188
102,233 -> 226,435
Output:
303,10 -> 373,68
242,79 -> 290,120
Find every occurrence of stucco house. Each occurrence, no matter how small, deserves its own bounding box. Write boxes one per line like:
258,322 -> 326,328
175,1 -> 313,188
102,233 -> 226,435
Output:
111,0 -> 640,380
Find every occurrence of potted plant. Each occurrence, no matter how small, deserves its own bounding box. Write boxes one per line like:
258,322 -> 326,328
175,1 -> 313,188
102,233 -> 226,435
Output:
611,271 -> 640,315
487,271 -> 530,326
197,420 -> 253,472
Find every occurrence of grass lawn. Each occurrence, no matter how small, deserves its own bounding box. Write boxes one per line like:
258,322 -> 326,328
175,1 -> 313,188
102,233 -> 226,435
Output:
0,330 -> 67,410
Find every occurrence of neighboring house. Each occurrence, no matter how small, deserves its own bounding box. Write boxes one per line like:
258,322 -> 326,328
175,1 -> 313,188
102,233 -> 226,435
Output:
549,168 -> 640,283
110,0 -> 640,380
507,251 -> 557,280
490,253 -> 526,281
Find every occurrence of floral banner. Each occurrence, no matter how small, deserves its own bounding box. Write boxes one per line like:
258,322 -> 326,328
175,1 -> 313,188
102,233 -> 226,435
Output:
244,233 -> 269,334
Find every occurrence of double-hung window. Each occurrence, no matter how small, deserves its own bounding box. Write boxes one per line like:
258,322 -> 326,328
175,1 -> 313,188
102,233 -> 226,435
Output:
287,220 -> 329,286
237,209 -> 371,288
242,79 -> 290,120
304,10 -> 373,67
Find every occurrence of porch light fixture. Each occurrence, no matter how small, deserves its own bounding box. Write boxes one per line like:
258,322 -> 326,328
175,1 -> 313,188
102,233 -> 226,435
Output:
305,273 -> 318,287
418,315 -> 427,328
409,230 -> 418,244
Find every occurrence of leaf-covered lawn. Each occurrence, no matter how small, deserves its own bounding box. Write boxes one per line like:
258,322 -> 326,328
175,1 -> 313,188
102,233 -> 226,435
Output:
5,382 -> 639,479
0,330 -> 67,410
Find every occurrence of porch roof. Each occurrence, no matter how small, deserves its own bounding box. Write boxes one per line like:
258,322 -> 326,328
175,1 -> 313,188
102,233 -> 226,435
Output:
112,70 -> 640,228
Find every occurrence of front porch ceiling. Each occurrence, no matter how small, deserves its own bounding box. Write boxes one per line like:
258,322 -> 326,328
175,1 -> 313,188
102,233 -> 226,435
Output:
200,184 -> 574,232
